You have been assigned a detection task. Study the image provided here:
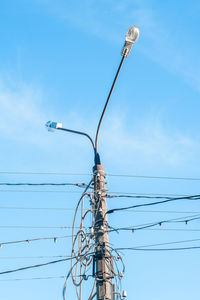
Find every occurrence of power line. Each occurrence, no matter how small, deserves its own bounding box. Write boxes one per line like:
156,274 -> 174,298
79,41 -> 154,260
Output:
0,244 -> 198,278
0,190 -> 191,198
115,246 -> 200,251
0,276 -> 66,281
108,214 -> 200,233
1,171 -> 200,181
0,256 -> 67,259
116,246 -> 200,251
144,228 -> 200,232
0,253 -> 94,276
107,195 -> 200,214
110,227 -> 200,232
120,238 -> 200,249
0,182 -> 86,187
108,192 -> 189,197
0,171 -> 91,176
120,209 -> 200,214
0,258 -> 71,275
0,274 -> 93,281
107,194 -> 193,200
0,190 -> 82,193
0,234 -> 73,246
107,174 -> 200,181
3,171 -> 200,181
1,206 -> 200,214
3,238 -> 200,258
0,225 -> 78,229
0,206 -> 76,211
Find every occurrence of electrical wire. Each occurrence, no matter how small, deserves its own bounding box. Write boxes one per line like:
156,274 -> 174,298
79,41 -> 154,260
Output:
0,256 -> 68,259
144,228 -> 200,232
107,194 -> 191,200
107,174 -> 200,181
0,206 -> 77,211
0,190 -> 82,193
1,171 -> 200,181
0,226 -> 79,229
0,234 -> 73,246
0,274 -> 94,281
0,257 -> 75,275
1,240 -> 200,277
0,171 -> 91,176
0,251 -> 96,276
69,180 -> 94,300
108,213 -> 200,233
0,276 -> 66,281
108,192 -> 189,197
107,195 -> 200,214
0,182 -> 87,187
116,238 -> 200,250
0,189 -> 193,198
1,206 -> 200,215
118,209 -> 200,214
116,246 -> 200,251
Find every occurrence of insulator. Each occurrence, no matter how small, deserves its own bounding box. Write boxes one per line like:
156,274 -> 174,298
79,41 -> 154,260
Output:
91,227 -> 94,235
122,290 -> 127,298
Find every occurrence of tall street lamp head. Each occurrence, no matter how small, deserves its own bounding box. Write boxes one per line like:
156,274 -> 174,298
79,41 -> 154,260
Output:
121,25 -> 140,57
45,120 -> 63,132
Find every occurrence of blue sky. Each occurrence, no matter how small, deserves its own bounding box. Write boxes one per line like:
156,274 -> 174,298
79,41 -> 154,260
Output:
0,0 -> 200,299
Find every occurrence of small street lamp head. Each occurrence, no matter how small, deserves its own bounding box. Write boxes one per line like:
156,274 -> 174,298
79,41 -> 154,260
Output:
121,25 -> 140,57
45,120 -> 63,131
125,25 -> 139,44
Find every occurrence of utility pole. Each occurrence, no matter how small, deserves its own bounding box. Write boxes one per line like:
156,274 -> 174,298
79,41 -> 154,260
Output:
93,164 -> 112,300
46,25 -> 139,300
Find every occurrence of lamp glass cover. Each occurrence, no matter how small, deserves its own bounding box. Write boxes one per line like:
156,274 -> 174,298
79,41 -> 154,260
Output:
125,26 -> 139,44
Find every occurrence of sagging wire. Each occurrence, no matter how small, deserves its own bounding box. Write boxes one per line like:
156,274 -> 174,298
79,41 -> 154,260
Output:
62,179 -> 95,300
0,234 -> 73,248
2,170 -> 200,181
63,176 -> 127,300
0,257 -> 73,275
107,195 -> 200,215
107,213 -> 200,233
0,182 -> 87,187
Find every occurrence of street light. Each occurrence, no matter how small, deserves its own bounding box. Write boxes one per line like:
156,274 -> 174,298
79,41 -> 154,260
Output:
45,25 -> 139,300
121,25 -> 140,57
45,121 -> 63,130
46,25 -> 140,165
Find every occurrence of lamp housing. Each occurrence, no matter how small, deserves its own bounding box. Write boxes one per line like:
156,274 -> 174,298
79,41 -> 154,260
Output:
121,25 -> 139,57
45,121 -> 63,131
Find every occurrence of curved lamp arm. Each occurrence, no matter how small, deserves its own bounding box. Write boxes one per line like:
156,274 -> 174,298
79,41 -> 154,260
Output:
59,128 -> 101,165
95,55 -> 125,153
45,121 -> 97,164
95,25 -> 139,157
58,127 -> 95,152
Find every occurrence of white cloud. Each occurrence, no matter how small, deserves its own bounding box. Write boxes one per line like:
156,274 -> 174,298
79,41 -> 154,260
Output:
0,76 -> 199,171
0,78 -> 50,146
101,112 -> 200,169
